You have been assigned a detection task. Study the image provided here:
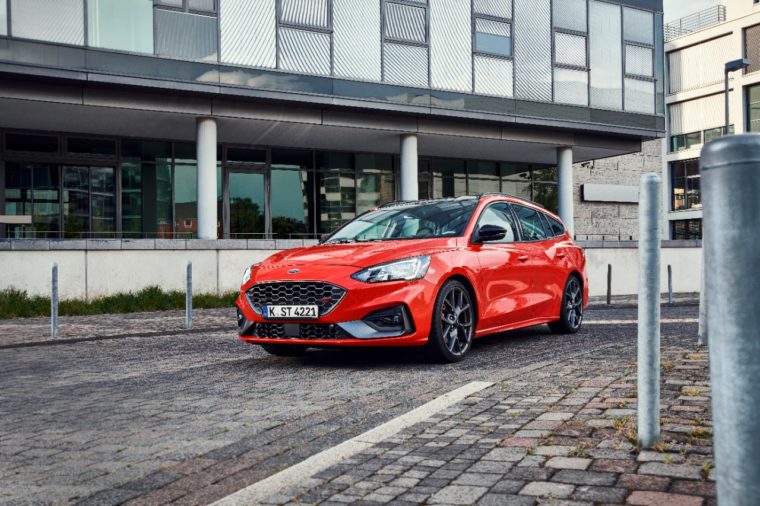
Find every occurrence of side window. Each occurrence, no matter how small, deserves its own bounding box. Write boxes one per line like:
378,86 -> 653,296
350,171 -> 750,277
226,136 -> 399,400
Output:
476,203 -> 519,243
513,205 -> 549,241
545,214 -> 566,237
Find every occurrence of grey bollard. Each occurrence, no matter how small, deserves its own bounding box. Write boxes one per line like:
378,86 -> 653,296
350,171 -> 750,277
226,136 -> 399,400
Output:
667,265 -> 673,305
698,262 -> 707,346
701,135 -> 760,505
51,262 -> 58,338
186,261 -> 193,330
637,173 -> 661,449
606,264 -> 612,305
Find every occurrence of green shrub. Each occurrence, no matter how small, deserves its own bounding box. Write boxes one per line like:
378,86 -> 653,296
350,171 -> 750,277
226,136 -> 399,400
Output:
0,286 -> 238,319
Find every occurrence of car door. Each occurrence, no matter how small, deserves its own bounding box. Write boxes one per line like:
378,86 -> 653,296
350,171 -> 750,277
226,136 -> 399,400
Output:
471,202 -> 535,331
511,204 -> 556,318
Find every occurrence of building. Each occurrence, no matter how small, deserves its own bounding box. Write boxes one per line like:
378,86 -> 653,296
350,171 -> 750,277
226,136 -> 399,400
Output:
664,1 -> 760,239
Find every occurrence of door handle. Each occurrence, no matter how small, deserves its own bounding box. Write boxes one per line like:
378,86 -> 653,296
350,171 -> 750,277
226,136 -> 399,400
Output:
518,255 -> 529,262
557,252 -> 566,259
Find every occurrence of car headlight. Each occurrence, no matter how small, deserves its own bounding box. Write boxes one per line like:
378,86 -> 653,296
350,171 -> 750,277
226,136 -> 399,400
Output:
242,264 -> 256,285
352,256 -> 431,283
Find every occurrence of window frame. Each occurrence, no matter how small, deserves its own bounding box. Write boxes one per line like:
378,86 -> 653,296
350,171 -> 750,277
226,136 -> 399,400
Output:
621,6 -> 656,112
472,14 -> 513,60
510,202 -> 550,243
381,0 -> 430,85
472,200 -> 520,244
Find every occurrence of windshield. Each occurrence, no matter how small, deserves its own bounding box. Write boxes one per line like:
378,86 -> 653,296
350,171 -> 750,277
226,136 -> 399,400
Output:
325,199 -> 478,243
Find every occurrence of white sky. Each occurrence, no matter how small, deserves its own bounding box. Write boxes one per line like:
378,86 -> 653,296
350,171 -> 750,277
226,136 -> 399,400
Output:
663,0 -> 721,23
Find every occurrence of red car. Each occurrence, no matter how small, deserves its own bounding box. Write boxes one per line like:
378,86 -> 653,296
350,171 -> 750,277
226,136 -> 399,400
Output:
236,194 -> 588,362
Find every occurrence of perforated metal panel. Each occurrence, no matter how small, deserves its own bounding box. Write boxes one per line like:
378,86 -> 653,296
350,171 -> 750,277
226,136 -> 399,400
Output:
668,35 -> 731,94
476,18 -> 509,37
513,0 -> 552,102
385,2 -> 426,43
625,44 -> 652,77
474,55 -> 513,97
384,42 -> 428,87
155,10 -> 218,61
220,0 -> 276,68
10,0 -> 84,45
589,0 -> 622,110
281,0 -> 329,28
746,24 -> 760,74
623,6 -> 653,45
554,67 -> 588,106
189,0 -> 215,12
0,0 -> 6,36
333,0 -> 381,81
555,33 -> 586,68
279,27 -> 331,75
473,0 -> 511,19
553,0 -> 586,32
668,94 -> 724,135
430,0 -> 471,92
624,78 -> 654,114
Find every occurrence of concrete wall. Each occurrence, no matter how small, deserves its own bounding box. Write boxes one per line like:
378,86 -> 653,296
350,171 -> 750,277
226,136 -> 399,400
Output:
0,241 -> 701,301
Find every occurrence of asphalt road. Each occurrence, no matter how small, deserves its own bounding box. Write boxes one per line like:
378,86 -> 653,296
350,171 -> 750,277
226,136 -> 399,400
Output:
0,305 -> 700,506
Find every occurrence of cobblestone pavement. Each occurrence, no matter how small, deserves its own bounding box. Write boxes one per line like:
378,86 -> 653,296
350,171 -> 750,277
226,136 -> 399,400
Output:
0,305 -> 705,505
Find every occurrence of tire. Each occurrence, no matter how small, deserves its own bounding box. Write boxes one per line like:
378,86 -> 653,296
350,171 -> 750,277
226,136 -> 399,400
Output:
260,344 -> 308,357
426,279 -> 475,363
548,275 -> 584,334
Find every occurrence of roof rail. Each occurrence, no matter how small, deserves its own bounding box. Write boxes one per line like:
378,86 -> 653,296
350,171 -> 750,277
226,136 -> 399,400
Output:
476,192 -> 546,208
377,196 -> 477,208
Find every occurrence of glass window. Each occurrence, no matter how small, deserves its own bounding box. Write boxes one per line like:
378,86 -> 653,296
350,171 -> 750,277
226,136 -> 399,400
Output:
62,166 -> 90,238
623,7 -> 653,46
475,19 -> 512,58
670,159 -> 700,211
155,9 -> 218,61
280,0 -> 329,29
5,133 -> 58,153
0,0 -> 7,36
121,162 -> 143,237
226,147 -> 266,164
90,167 -> 115,237
468,178 -> 500,195
625,44 -> 653,77
703,125 -> 733,143
385,2 -> 426,43
432,159 -> 466,198
4,164 -> 33,236
156,0 -> 183,7
174,164 -> 197,238
317,152 -> 355,234
500,179 -> 532,201
513,204 -> 548,241
189,0 -> 215,13
672,219 -> 702,240
4,163 -> 60,238
229,171 -> 265,238
473,0 -> 510,19
553,0 -> 586,32
356,154 -> 394,213
745,24 -> 760,75
532,183 -> 558,213
555,33 -> 587,68
271,169 -> 312,238
121,140 -> 172,161
476,203 -> 518,243
10,0 -> 84,45
590,0 -> 623,110
418,159 -> 431,200
87,0 -> 153,53
545,215 -> 566,237
670,131 -> 701,152
67,137 -> 117,157
748,84 -> 760,132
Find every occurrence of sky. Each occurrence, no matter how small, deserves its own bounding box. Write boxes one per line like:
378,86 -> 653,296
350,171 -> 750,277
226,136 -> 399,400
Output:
663,0 -> 721,23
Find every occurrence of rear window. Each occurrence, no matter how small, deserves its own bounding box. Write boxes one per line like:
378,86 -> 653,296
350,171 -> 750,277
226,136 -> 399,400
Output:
513,205 -> 548,242
544,214 -> 566,237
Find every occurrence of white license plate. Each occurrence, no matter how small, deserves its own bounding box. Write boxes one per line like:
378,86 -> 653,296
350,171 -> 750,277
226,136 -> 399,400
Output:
263,305 -> 319,319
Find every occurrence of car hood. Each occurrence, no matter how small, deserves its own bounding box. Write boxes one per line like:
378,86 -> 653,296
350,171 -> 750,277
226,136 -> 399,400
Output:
258,238 -> 458,270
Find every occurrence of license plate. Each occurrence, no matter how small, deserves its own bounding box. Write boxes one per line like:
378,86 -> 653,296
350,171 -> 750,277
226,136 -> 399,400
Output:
263,305 -> 318,319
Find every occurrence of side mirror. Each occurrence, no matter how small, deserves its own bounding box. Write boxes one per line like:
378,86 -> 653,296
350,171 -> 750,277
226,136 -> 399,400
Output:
318,234 -> 330,244
474,224 -> 507,243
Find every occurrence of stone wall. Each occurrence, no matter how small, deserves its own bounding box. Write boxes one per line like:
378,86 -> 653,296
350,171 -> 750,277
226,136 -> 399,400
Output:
573,139 -> 663,241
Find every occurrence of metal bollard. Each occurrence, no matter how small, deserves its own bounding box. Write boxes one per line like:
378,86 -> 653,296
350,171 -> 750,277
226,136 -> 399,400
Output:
701,135 -> 760,505
186,261 -> 193,330
606,264 -> 612,305
51,262 -> 58,338
637,173 -> 661,449
698,261 -> 707,346
667,265 -> 673,305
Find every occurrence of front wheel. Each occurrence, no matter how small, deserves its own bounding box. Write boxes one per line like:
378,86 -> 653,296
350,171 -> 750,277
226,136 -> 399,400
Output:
260,344 -> 308,357
548,275 -> 583,334
426,280 -> 475,363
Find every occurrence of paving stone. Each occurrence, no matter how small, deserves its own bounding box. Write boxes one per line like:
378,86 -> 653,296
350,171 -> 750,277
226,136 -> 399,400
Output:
537,412 -> 575,421
428,485 -> 488,505
478,493 -> 535,505
590,458 -> 637,474
637,451 -> 685,463
482,447 -> 527,462
552,469 -> 618,486
453,472 -> 501,487
519,481 -> 574,498
617,473 -> 671,491
638,462 -> 703,480
573,485 -> 628,503
546,457 -> 592,470
627,490 -> 704,506
670,480 -> 716,497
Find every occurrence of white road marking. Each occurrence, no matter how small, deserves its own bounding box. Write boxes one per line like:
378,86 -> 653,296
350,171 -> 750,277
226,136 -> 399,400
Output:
584,318 -> 698,325
210,381 -> 493,506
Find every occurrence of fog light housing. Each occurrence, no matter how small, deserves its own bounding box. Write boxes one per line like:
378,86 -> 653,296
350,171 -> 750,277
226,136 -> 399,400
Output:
362,305 -> 413,333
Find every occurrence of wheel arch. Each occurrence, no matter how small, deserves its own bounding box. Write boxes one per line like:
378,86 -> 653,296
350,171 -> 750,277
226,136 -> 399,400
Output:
442,273 -> 480,331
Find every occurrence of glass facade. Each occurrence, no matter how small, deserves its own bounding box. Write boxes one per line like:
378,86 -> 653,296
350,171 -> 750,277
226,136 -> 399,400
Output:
87,0 -> 154,53
670,158 -> 700,212
0,130 -> 560,240
671,219 -> 702,240
747,84 -> 760,132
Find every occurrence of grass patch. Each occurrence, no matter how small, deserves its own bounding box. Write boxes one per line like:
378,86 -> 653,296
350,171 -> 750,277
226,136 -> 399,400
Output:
0,287 -> 237,319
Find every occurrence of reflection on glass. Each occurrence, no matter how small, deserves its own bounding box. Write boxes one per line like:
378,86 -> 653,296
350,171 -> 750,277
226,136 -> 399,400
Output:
121,162 -> 142,237
532,183 -> 558,213
4,163 -> 60,238
271,170 -> 311,238
87,0 -> 154,53
500,179 -> 532,201
229,172 -> 265,238
63,166 -> 90,238
3,163 -> 32,238
501,162 -> 531,181
432,159 -> 466,198
418,159 -> 431,200
317,152 -> 355,234
174,164 -> 197,238
357,154 -> 394,213
155,9 -> 218,61
91,167 -> 115,237
468,160 -> 499,180
468,178 -> 500,195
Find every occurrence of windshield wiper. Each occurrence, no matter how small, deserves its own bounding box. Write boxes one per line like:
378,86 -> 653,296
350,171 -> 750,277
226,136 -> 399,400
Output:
325,238 -> 356,244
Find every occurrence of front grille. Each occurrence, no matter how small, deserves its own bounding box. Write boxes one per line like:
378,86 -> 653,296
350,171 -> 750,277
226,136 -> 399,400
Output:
252,323 -> 352,340
247,281 -> 346,316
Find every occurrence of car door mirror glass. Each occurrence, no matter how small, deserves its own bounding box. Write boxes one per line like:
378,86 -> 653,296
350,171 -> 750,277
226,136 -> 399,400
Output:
476,224 -> 507,243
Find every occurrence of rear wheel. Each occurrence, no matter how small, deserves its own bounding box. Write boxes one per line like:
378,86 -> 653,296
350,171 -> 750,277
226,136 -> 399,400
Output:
260,344 -> 308,357
548,275 -> 583,334
426,280 -> 475,363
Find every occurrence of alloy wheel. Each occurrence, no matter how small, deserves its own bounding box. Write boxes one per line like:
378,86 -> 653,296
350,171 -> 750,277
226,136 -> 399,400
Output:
440,285 -> 474,356
565,277 -> 583,329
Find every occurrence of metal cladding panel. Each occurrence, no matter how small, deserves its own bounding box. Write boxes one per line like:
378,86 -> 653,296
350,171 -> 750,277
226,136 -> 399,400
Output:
220,0 -> 276,68
623,6 -> 653,45
474,54 -> 513,97
333,0 -> 381,81
625,44 -> 652,77
624,78 -> 654,114
430,0 -> 472,92
655,12 -> 664,114
384,42 -> 428,87
589,0 -> 622,110
385,2 -> 426,43
553,0 -> 587,32
10,0 -> 84,45
668,35 -> 730,94
476,18 -> 510,37
279,27 -> 331,75
513,0 -> 552,102
746,24 -> 760,74
189,0 -> 215,11
155,10 -> 218,61
554,67 -> 588,106
668,94 -> 724,135
555,33 -> 587,68
0,0 -> 6,36
473,0 -> 511,18
582,183 -> 639,203
280,0 -> 329,28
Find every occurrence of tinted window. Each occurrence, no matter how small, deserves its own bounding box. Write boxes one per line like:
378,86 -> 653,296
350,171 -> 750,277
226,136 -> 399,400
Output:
514,205 -> 548,241
544,214 -> 566,237
476,203 -> 518,243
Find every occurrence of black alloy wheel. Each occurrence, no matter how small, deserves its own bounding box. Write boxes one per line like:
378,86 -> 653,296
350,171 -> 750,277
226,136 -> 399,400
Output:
427,280 -> 475,362
549,275 -> 583,334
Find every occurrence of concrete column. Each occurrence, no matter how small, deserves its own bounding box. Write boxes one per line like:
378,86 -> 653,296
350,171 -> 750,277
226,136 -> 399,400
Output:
557,146 -> 574,237
400,134 -> 418,201
196,117 -> 218,240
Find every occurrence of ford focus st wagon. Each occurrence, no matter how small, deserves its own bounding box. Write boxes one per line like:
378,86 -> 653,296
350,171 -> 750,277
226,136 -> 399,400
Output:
236,194 -> 588,362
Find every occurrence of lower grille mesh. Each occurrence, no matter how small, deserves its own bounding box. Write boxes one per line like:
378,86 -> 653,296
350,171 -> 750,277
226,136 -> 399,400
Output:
252,323 -> 352,340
